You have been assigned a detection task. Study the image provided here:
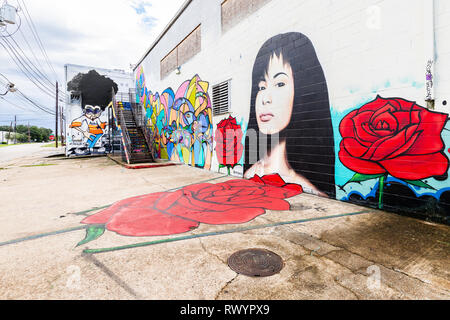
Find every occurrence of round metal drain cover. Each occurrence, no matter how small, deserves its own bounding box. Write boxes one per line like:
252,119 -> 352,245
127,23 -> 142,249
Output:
227,248 -> 284,277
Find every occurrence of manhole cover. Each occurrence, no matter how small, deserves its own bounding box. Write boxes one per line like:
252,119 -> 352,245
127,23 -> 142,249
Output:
227,248 -> 284,277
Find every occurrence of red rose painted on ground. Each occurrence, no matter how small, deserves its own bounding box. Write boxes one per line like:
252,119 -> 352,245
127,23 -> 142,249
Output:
339,96 -> 449,180
215,116 -> 244,174
80,174 -> 303,239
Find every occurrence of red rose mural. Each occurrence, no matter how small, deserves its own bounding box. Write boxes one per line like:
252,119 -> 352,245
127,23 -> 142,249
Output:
215,116 -> 244,175
77,174 -> 303,244
339,95 -> 449,208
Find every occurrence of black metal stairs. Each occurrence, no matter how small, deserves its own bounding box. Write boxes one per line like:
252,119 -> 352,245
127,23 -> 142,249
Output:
121,109 -> 154,164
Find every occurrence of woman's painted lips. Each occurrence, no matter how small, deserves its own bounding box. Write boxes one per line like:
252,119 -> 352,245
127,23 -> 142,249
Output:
259,113 -> 274,122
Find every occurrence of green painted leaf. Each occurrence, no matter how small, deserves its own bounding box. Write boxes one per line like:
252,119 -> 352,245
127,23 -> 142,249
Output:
404,180 -> 436,190
347,173 -> 385,184
76,225 -> 105,247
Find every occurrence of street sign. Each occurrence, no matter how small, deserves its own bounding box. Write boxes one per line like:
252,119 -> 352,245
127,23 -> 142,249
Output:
49,135 -> 55,141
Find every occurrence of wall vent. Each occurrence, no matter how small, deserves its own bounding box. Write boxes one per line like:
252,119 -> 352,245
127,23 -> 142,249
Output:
212,80 -> 231,116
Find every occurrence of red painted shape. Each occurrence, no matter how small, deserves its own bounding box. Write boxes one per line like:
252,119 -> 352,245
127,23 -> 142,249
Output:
82,174 -> 303,237
215,116 -> 244,167
339,96 -> 449,180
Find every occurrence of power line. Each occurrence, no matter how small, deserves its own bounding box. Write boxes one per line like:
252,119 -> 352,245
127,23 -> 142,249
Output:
0,37 -> 66,101
7,31 -> 56,88
18,0 -> 59,83
0,73 -> 58,117
18,26 -> 48,83
16,89 -> 56,115
0,95 -> 29,111
0,38 -> 57,98
0,1 -> 68,131
0,1 -> 67,111
0,39 -> 64,104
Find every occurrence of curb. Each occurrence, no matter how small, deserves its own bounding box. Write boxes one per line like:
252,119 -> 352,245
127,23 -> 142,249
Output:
107,154 -> 178,170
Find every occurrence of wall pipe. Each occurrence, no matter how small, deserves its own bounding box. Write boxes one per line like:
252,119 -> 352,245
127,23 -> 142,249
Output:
424,0 -> 436,108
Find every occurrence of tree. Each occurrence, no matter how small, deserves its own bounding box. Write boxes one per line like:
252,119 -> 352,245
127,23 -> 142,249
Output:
3,125 -> 52,142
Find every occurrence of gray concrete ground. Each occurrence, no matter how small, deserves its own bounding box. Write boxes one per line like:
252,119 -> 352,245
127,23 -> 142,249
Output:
0,142 -> 54,163
0,145 -> 449,300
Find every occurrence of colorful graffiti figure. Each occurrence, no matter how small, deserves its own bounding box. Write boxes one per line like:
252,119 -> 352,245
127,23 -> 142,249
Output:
69,105 -> 107,155
136,68 -> 213,170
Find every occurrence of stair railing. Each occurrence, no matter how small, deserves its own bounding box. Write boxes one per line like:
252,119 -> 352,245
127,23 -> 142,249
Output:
129,88 -> 155,161
112,88 -> 132,164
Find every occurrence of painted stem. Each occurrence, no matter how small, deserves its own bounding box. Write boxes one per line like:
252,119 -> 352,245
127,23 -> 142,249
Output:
227,166 -> 231,176
378,175 -> 386,210
83,211 -> 370,255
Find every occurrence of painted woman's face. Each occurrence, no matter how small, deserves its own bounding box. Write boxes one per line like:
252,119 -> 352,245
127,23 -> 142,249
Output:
256,53 -> 295,135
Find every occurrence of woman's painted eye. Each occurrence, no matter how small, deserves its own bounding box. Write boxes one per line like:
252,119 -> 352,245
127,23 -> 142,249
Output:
276,82 -> 286,88
258,86 -> 266,91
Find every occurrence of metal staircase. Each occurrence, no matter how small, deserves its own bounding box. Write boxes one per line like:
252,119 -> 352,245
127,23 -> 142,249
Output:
111,89 -> 154,164
121,109 -> 154,163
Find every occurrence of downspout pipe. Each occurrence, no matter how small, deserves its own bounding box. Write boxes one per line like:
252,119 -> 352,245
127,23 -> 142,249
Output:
424,0 -> 435,109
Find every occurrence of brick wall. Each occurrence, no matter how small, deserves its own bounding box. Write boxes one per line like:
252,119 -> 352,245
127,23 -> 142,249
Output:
135,0 -> 450,224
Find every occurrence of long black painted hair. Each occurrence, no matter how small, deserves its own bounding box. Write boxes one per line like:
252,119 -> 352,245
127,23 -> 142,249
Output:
245,32 -> 336,198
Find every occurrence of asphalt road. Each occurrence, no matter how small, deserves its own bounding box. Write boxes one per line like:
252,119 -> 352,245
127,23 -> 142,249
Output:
0,143 -> 61,164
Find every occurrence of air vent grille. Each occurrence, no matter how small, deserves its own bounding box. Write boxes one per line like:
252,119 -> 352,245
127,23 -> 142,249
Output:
212,80 -> 231,116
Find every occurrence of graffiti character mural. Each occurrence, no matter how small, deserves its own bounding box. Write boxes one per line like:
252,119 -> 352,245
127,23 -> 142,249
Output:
136,68 -> 213,169
244,32 -> 336,198
70,105 -> 107,154
67,70 -> 118,156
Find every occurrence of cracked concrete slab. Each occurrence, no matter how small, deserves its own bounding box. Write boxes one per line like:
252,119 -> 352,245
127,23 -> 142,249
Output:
0,150 -> 449,300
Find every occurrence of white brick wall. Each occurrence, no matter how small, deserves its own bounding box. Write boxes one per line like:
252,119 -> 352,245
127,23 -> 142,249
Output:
135,0 -> 450,221
435,0 -> 450,113
137,0 -> 443,116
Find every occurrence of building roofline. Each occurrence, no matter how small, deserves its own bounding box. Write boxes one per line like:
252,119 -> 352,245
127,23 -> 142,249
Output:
64,63 -> 132,76
133,0 -> 193,71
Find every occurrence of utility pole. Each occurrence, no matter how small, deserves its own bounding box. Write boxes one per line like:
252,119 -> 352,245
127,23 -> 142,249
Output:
14,115 -> 16,144
55,81 -> 59,148
60,105 -> 64,146
8,121 -> 12,145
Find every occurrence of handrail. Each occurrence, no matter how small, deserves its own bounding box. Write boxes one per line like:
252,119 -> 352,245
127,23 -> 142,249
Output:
128,88 -> 155,161
118,108 -> 133,164
111,88 -> 132,164
141,118 -> 154,158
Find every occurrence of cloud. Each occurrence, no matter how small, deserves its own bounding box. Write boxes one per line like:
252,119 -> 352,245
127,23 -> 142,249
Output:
131,1 -> 152,15
0,0 -> 185,129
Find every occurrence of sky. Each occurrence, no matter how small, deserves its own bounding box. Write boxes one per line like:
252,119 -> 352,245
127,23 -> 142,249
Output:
0,0 -> 186,131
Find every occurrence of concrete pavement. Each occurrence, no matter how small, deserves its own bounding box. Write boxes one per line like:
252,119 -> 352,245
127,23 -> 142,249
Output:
0,142 -> 63,165
0,147 -> 449,300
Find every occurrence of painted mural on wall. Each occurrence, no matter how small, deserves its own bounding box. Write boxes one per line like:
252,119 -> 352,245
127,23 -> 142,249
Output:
136,68 -> 213,169
215,116 -> 245,176
337,96 -> 450,220
244,32 -> 336,198
242,32 -> 450,222
67,70 -> 118,156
